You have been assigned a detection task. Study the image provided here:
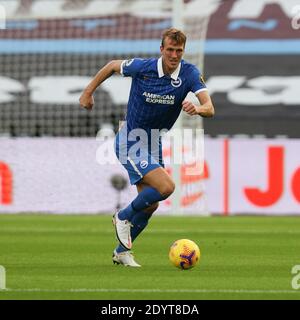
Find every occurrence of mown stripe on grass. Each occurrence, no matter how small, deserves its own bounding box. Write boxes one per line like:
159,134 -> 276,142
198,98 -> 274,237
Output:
1,288 -> 300,294
1,228 -> 300,235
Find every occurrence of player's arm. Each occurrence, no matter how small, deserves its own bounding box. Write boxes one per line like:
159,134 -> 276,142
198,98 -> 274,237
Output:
182,91 -> 215,117
79,60 -> 122,110
196,90 -> 215,117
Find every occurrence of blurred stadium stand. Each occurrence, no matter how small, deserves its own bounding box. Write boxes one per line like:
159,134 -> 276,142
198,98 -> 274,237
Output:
0,0 -> 299,137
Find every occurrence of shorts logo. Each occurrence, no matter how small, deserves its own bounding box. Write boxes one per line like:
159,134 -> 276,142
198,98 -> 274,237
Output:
140,160 -> 148,169
171,77 -> 182,88
124,59 -> 134,67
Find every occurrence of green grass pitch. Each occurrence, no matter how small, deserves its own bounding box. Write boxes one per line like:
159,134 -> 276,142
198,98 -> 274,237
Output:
0,214 -> 300,300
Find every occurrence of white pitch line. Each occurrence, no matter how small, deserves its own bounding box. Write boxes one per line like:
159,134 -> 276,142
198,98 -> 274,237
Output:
1,288 -> 300,294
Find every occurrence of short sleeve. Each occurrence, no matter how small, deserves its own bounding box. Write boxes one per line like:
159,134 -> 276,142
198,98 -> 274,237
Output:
189,66 -> 208,95
120,58 -> 144,78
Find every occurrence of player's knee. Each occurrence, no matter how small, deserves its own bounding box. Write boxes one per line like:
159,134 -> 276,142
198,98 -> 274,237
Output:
159,181 -> 175,198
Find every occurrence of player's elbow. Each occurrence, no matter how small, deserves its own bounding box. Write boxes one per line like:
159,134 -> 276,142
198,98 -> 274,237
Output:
108,60 -> 122,73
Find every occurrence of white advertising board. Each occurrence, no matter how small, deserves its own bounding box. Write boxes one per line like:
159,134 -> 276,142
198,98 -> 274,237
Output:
0,137 -> 299,215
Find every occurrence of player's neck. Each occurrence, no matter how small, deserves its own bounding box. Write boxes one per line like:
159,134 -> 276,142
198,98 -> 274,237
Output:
162,60 -> 177,76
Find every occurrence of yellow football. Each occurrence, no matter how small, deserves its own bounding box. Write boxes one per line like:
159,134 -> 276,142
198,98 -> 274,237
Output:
169,239 -> 200,270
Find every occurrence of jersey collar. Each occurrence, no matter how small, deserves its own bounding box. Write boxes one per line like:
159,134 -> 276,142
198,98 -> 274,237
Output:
157,57 -> 181,80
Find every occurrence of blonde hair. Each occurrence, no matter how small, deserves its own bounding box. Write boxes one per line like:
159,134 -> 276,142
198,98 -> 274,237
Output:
161,28 -> 187,47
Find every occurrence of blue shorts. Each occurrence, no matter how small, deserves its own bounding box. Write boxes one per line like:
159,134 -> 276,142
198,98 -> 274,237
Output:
114,128 -> 165,185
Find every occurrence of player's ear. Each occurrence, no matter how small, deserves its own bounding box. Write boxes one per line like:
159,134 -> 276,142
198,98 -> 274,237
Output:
160,45 -> 164,53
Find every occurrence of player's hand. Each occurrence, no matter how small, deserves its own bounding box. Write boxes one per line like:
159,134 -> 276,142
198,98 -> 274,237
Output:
79,92 -> 94,110
182,100 -> 199,116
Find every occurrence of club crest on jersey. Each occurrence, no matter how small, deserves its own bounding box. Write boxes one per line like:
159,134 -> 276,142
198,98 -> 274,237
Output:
171,77 -> 182,88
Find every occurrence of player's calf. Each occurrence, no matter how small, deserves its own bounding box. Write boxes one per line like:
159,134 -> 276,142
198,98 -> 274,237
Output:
143,202 -> 159,214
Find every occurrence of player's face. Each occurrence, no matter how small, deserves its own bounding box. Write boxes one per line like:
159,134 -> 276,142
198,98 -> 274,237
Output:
160,37 -> 185,73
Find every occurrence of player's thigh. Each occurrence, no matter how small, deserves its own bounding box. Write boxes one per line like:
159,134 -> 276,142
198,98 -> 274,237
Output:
141,167 -> 175,197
